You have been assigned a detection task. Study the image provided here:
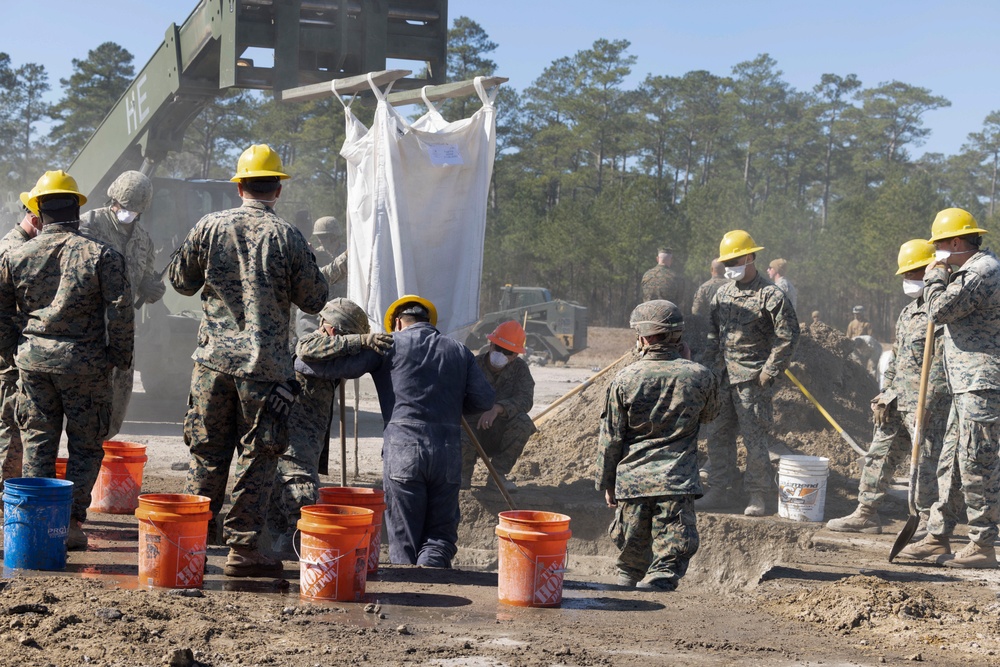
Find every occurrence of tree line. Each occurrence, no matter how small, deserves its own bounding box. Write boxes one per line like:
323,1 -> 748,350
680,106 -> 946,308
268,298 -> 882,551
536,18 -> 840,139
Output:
2,19 -> 999,338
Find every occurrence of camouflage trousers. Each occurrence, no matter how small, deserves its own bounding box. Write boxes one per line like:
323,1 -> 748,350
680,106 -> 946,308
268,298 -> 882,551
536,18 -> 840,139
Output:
704,380 -> 778,495
460,412 -> 536,483
610,494 -> 698,589
857,403 -> 960,526
928,392 -> 1000,546
267,374 -> 337,541
106,361 -> 134,440
183,363 -> 288,549
0,377 -> 23,483
17,370 -> 111,523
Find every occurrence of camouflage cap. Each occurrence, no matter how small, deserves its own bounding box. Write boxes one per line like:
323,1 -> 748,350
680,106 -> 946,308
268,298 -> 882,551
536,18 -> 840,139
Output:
629,300 -> 684,336
313,216 -> 342,237
107,170 -> 153,213
320,298 -> 370,334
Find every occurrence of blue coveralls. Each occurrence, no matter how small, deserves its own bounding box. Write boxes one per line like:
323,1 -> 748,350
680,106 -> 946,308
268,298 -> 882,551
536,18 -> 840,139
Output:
296,322 -> 495,567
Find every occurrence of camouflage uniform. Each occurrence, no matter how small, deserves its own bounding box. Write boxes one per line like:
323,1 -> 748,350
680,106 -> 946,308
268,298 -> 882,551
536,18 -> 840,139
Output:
80,206 -> 158,438
597,343 -> 720,589
641,265 -> 686,307
266,330 -> 357,543
773,276 -> 797,312
688,276 -> 728,362
0,226 -> 31,482
461,352 -> 536,484
295,251 -> 347,339
924,250 -> 1000,546
846,318 -> 873,338
856,297 -> 955,519
703,273 -> 799,496
0,224 -> 133,522
168,199 -> 327,549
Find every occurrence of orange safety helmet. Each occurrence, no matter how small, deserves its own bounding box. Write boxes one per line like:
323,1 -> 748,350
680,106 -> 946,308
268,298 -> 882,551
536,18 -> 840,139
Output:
487,321 -> 527,355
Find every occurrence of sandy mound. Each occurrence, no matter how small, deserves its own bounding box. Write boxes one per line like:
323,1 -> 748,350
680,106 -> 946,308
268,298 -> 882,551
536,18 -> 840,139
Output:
513,323 -> 878,496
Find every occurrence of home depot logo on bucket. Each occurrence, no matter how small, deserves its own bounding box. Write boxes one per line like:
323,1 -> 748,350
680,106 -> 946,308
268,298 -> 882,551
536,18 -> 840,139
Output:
300,547 -> 367,600
533,555 -> 567,606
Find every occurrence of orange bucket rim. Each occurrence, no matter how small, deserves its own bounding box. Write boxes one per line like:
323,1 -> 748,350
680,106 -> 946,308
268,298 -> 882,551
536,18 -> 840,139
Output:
301,504 -> 375,518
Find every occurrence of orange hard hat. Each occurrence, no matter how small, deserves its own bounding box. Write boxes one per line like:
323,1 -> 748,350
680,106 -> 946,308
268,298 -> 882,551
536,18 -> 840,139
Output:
487,321 -> 526,355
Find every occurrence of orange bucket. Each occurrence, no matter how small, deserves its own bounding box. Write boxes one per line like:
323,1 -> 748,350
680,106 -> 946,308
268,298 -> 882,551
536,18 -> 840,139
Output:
54,457 -> 68,480
135,494 -> 212,589
297,505 -> 372,602
317,486 -> 386,575
495,510 -> 572,607
90,441 -> 147,514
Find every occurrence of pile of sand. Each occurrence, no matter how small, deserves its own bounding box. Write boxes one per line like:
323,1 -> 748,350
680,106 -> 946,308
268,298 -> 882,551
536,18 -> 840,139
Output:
513,323 -> 879,493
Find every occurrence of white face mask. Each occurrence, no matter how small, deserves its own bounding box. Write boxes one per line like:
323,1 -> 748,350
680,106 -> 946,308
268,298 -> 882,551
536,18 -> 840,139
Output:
489,351 -> 510,368
934,249 -> 952,264
902,279 -> 924,298
116,209 -> 138,225
724,263 -> 748,281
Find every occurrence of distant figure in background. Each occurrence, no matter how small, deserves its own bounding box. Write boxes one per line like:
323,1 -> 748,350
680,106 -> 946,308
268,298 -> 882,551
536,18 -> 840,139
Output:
688,260 -> 727,362
296,216 -> 349,339
851,335 -> 882,377
811,311 -> 822,326
766,258 -> 797,311
846,305 -> 873,338
641,247 -> 686,307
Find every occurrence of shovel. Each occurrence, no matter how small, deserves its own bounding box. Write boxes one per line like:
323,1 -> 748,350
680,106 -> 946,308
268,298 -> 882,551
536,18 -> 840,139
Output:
461,417 -> 517,511
784,369 -> 868,458
888,315 -> 935,562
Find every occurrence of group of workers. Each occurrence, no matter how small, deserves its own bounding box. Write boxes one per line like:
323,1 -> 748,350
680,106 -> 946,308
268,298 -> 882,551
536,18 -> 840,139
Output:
600,207 -> 1000,592
0,143 -> 538,578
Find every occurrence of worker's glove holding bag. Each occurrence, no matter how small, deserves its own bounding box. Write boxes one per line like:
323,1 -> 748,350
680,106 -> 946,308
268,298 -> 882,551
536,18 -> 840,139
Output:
267,378 -> 302,420
871,400 -> 889,428
138,276 -> 167,304
758,370 -> 777,389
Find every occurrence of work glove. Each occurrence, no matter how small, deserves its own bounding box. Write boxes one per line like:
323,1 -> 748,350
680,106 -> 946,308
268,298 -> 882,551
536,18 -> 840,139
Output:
346,332 -> 393,355
139,276 -> 167,304
871,400 -> 889,428
267,379 -> 302,420
758,370 -> 776,389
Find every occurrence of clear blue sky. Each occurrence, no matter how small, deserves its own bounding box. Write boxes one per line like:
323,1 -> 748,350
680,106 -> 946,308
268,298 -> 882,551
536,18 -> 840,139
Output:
6,0 -> 999,157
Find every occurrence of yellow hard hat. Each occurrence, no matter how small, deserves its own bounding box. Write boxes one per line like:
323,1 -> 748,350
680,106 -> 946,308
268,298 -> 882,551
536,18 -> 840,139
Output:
717,230 -> 764,262
384,295 -> 438,332
230,144 -> 290,182
896,239 -> 936,275
18,191 -> 38,216
928,208 -> 987,243
26,170 -> 87,211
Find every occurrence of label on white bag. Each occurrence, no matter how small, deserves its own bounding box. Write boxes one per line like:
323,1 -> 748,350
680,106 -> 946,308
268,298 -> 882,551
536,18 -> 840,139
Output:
427,143 -> 464,166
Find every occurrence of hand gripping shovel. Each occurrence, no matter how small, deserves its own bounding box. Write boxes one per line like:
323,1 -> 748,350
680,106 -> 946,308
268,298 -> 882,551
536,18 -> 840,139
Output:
888,315 -> 935,563
461,417 -> 517,511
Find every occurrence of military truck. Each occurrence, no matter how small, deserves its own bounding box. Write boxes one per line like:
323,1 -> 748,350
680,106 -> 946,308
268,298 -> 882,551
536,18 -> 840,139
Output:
61,0 -> 450,399
465,285 -> 588,364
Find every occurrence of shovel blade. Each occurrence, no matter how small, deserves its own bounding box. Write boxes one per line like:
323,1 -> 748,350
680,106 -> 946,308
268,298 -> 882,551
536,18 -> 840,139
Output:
888,514 -> 920,563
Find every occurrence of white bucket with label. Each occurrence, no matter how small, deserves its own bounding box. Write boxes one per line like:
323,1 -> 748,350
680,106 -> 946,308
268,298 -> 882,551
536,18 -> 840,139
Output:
777,455 -> 830,522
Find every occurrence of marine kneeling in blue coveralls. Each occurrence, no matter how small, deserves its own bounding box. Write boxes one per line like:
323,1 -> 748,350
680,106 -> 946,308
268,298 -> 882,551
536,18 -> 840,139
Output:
295,295 -> 495,568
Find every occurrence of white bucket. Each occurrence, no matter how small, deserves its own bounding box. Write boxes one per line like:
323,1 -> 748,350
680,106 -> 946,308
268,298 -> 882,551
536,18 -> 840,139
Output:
777,455 -> 830,522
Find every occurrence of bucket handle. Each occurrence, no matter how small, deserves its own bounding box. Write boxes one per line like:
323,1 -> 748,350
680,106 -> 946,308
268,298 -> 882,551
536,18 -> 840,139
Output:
505,537 -> 570,575
144,517 -> 208,557
292,529 -> 369,566
2,496 -> 36,530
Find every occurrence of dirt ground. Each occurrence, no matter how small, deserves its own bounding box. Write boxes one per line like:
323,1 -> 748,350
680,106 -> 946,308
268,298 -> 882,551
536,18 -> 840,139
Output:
1,326 -> 998,666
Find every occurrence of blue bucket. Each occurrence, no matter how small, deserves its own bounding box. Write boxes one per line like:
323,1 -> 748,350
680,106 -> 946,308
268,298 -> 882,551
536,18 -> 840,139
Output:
3,477 -> 74,571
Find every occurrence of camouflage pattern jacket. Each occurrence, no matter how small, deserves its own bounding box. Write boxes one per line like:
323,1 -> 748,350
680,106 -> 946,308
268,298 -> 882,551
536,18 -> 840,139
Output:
641,265 -> 686,305
773,276 -> 797,311
0,224 -> 134,374
691,277 -> 728,320
80,206 -> 156,294
597,344 -> 720,500
168,200 -> 327,382
322,252 -> 348,299
878,296 -> 949,414
473,352 -> 535,422
925,249 -> 1000,395
706,273 -> 800,384
0,226 -> 30,382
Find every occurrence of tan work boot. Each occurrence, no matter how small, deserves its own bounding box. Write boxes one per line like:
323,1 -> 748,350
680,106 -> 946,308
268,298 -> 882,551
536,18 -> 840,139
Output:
942,541 -> 997,569
825,505 -> 881,534
224,547 -> 284,578
66,519 -> 88,551
897,534 -> 950,561
744,493 -> 768,517
695,485 -> 737,510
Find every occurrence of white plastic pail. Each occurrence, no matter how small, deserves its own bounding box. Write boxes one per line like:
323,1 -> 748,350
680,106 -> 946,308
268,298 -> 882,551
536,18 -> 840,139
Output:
777,455 -> 830,522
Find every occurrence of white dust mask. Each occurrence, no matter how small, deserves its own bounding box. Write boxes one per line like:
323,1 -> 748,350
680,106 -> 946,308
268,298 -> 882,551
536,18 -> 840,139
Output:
724,263 -> 747,281
934,249 -> 951,263
902,279 -> 924,298
489,351 -> 510,368
116,209 -> 138,224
